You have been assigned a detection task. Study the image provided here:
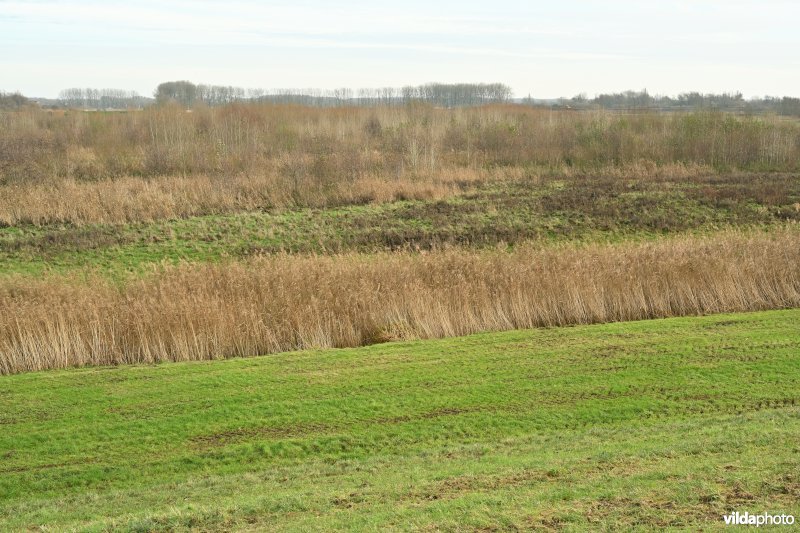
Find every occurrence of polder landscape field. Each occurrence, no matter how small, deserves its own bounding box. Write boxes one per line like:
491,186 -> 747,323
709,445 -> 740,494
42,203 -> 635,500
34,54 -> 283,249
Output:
1,100 -> 800,530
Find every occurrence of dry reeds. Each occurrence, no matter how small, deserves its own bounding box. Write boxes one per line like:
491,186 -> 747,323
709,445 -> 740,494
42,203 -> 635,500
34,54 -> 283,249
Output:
2,104 -> 798,226
2,228 -> 798,374
0,168 -> 499,226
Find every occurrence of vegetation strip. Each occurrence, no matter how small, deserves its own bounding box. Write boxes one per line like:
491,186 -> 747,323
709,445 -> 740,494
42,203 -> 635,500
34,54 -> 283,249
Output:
2,228 -> 799,374
1,171 -> 799,278
1,309 -> 798,530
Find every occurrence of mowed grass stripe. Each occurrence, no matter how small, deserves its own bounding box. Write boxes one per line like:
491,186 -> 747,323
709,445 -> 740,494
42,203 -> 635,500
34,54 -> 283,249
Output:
0,309 -> 798,531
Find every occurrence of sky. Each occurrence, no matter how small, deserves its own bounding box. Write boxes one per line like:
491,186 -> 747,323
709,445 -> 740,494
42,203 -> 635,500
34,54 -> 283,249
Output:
1,0 -> 799,99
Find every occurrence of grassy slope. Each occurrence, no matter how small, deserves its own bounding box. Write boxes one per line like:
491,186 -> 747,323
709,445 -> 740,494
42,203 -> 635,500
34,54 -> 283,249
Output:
1,309 -> 798,531
1,173 -> 798,277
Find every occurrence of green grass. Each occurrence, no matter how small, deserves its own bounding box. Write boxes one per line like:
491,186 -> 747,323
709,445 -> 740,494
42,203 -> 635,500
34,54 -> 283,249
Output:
1,173 -> 798,278
1,309 -> 798,531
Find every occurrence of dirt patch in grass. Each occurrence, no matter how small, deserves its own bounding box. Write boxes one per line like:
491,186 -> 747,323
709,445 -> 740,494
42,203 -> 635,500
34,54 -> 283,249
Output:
0,457 -> 97,474
330,491 -> 369,509
371,406 -> 484,425
763,473 -> 800,499
408,468 -> 560,503
583,496 -> 721,529
190,422 -> 335,448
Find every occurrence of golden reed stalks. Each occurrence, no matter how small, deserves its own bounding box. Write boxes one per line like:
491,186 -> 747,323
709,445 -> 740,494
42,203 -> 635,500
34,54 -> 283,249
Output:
0,163 -> 712,226
1,229 -> 798,374
0,167 -> 505,226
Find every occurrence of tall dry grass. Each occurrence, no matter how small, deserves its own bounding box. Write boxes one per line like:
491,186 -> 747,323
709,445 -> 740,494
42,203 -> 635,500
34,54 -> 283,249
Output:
2,103 -> 799,225
0,162 -> 717,226
0,167 -> 509,226
2,228 -> 798,374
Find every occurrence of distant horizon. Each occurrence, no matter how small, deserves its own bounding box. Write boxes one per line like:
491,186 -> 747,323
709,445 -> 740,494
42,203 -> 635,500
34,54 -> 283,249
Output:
6,84 -> 800,102
2,1 -> 799,100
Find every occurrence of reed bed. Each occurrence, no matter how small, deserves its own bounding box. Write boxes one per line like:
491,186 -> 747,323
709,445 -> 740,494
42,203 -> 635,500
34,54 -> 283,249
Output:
1,228 -> 798,374
0,167 -> 507,226
2,103 -> 799,226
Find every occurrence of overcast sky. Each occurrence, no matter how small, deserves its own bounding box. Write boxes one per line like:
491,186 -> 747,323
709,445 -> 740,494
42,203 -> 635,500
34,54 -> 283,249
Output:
2,0 -> 799,99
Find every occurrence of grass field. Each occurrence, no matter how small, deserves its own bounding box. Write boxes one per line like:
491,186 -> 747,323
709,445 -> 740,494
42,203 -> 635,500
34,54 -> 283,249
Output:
1,309 -> 798,531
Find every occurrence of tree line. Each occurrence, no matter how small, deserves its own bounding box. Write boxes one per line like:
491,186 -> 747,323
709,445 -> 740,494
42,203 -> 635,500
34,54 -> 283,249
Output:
6,83 -> 798,116
57,88 -> 151,110
558,89 -> 800,115
152,81 -> 514,108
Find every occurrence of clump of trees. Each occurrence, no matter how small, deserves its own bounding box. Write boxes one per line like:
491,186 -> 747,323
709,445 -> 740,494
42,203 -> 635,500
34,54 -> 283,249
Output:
0,92 -> 33,110
153,81 -> 199,107
774,97 -> 800,116
0,91 -> 35,109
